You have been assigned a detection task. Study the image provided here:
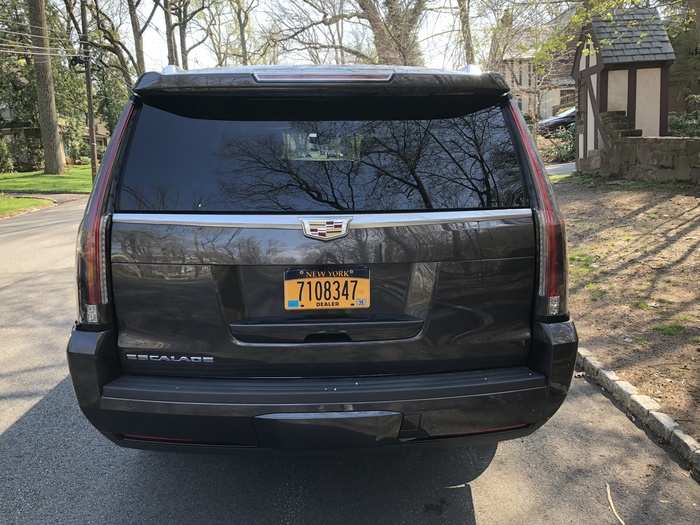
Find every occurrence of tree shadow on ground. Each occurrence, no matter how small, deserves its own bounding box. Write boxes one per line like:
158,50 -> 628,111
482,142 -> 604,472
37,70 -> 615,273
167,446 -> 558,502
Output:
3,379 -> 699,524
553,177 -> 700,435
0,378 -> 493,524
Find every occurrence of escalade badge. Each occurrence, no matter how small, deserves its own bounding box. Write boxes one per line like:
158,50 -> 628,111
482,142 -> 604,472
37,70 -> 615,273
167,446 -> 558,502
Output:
125,353 -> 214,364
301,218 -> 351,241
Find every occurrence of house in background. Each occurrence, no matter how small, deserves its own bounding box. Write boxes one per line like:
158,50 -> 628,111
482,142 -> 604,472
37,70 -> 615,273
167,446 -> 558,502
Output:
1,105 -> 109,168
573,8 -> 675,170
502,52 -> 576,119
500,7 -> 577,119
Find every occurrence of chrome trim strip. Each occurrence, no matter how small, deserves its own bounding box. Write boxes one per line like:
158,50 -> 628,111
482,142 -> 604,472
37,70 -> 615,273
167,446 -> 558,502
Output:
112,209 -> 532,229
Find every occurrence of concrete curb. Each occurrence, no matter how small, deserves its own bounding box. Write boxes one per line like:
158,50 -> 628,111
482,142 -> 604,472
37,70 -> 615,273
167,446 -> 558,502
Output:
16,194 -> 58,204
576,347 -> 700,480
3,192 -> 90,204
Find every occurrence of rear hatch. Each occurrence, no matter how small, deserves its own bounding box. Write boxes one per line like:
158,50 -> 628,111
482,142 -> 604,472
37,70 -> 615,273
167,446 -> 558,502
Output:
109,70 -> 536,378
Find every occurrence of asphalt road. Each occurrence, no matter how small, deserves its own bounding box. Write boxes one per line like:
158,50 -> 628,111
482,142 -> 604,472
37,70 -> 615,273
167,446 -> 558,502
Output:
1,200 -> 698,525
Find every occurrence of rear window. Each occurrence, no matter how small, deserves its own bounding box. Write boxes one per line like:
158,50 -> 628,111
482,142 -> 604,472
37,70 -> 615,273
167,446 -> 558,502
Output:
116,102 -> 528,213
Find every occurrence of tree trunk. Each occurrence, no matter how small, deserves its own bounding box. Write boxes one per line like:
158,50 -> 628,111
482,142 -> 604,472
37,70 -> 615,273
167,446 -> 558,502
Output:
26,0 -> 65,174
163,0 -> 179,66
356,0 -> 425,66
178,3 -> 189,69
126,0 -> 145,75
233,1 -> 249,65
359,1 -> 399,64
455,0 -> 474,65
179,23 -> 188,68
487,8 -> 513,72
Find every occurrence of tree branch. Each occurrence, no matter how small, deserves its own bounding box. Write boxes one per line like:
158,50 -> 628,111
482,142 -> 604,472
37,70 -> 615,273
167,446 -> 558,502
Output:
140,1 -> 160,36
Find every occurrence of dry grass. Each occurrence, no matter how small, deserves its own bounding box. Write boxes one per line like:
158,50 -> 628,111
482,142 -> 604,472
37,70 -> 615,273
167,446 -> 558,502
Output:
553,173 -> 700,439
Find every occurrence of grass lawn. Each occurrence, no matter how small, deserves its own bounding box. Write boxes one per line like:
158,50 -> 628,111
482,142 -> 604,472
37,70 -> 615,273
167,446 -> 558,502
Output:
0,194 -> 52,218
0,165 -> 93,194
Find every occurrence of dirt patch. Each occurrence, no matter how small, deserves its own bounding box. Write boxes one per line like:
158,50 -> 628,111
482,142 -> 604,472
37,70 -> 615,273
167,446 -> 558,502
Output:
553,174 -> 700,440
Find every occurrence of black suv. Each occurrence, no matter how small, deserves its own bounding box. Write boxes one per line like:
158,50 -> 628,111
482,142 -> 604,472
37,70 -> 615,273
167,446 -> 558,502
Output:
68,66 -> 577,452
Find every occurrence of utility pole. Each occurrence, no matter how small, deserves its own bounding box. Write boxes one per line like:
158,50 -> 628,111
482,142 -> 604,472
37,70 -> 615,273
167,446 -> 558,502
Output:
80,0 -> 98,180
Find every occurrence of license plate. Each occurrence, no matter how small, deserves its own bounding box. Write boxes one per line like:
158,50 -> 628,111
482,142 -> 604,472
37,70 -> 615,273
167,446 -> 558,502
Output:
284,267 -> 370,310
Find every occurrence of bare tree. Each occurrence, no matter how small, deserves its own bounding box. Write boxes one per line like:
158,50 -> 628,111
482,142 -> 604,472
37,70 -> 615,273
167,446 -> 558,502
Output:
231,0 -> 253,64
197,0 -> 272,65
160,0 -> 179,65
455,0 -> 474,64
26,0 -> 66,173
267,0 -> 430,65
170,0 -> 210,69
62,0 -> 134,87
125,0 -> 159,74
484,6 -> 513,72
267,0 -> 372,64
199,0 -> 234,65
89,0 -> 139,85
356,0 -> 427,65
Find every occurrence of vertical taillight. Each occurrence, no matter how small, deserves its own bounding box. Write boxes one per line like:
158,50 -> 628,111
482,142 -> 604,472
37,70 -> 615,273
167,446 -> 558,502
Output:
76,101 -> 134,328
508,100 -> 568,320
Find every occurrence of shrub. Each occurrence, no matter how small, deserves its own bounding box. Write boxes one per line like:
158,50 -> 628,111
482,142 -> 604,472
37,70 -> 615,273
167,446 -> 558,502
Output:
62,118 -> 87,163
538,124 -> 576,163
0,137 -> 13,172
9,135 -> 43,171
669,111 -> 700,137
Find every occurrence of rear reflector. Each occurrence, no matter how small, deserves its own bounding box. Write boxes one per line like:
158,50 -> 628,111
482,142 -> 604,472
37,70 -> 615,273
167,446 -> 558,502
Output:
76,101 -> 135,327
508,100 -> 568,319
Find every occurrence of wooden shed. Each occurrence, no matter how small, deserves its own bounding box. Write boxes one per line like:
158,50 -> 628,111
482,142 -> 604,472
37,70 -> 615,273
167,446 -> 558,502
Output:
573,8 -> 675,169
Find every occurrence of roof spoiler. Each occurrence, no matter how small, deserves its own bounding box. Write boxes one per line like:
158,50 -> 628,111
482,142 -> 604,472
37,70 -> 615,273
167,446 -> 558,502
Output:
133,66 -> 510,98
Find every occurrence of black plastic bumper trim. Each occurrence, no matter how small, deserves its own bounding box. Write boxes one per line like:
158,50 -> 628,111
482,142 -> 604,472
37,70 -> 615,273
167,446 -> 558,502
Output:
67,319 -> 577,449
102,367 -> 545,406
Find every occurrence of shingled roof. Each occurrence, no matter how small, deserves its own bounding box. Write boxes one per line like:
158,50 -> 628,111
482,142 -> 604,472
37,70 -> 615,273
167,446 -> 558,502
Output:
590,8 -> 675,64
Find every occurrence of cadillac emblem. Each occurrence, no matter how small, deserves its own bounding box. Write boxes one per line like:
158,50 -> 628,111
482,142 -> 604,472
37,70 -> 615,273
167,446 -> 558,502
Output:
300,218 -> 351,241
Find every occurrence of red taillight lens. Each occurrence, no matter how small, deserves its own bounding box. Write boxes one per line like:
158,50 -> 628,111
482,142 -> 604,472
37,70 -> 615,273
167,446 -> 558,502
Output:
508,100 -> 568,319
76,101 -> 135,327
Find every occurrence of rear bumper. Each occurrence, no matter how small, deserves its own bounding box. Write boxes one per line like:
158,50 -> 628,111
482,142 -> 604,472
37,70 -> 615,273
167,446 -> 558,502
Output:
67,321 -> 577,451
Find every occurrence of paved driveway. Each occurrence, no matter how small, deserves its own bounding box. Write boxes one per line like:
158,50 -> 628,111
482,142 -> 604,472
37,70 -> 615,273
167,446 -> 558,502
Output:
546,162 -> 576,176
1,201 -> 698,524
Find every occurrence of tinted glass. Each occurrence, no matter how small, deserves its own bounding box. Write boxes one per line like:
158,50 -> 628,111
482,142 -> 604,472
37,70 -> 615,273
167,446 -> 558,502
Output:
116,103 -> 528,212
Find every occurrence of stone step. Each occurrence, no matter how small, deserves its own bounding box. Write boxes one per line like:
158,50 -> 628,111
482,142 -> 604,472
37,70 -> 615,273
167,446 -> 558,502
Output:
601,110 -> 627,118
601,119 -> 630,127
612,129 -> 643,138
604,122 -> 633,132
600,114 -> 632,124
605,121 -> 634,131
